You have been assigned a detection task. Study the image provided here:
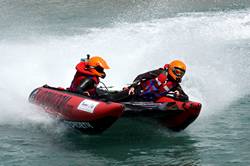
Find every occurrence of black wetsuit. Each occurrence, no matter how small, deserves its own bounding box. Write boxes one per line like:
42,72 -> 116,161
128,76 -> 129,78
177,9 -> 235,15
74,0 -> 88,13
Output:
100,69 -> 188,102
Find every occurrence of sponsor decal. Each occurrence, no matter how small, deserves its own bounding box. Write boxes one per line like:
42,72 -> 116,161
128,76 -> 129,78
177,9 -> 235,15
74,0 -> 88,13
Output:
65,121 -> 94,129
77,99 -> 99,113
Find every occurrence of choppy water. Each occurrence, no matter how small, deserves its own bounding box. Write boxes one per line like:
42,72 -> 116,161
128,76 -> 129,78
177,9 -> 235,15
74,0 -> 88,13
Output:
0,0 -> 250,165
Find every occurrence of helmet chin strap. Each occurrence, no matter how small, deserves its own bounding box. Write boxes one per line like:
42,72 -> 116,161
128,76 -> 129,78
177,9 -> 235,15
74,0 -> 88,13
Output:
100,72 -> 106,79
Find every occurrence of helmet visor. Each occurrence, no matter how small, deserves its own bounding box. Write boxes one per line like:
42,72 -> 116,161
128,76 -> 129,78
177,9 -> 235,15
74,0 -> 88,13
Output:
95,66 -> 104,73
173,67 -> 185,77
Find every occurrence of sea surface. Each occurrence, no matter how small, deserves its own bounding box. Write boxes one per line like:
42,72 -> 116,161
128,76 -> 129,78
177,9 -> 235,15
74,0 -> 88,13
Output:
0,0 -> 250,165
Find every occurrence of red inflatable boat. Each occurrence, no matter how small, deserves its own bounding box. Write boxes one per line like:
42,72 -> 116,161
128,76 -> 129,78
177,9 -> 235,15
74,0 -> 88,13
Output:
29,85 -> 201,133
29,85 -> 124,134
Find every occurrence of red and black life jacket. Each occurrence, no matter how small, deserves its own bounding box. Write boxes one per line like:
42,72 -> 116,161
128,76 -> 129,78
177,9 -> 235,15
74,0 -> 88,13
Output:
139,65 -> 178,100
69,62 -> 99,95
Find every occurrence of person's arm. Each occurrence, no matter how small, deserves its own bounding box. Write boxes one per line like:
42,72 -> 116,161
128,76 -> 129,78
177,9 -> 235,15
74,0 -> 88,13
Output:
173,85 -> 189,101
76,78 -> 96,94
131,69 -> 162,87
127,69 -> 163,95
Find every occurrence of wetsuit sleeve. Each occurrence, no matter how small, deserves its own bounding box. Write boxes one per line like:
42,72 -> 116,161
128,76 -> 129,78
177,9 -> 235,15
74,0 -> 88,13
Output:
131,69 -> 162,87
76,78 -> 96,94
173,84 -> 189,101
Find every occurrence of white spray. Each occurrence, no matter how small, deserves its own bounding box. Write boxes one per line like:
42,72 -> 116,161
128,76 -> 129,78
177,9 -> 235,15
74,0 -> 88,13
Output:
0,9 -> 249,126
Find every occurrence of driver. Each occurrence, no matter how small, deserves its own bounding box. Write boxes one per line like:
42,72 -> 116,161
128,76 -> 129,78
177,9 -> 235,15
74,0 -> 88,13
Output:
109,60 -> 188,102
68,56 -> 110,98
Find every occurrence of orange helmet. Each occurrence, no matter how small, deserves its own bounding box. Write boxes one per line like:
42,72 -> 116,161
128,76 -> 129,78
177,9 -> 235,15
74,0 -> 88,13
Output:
88,56 -> 110,78
168,60 -> 186,82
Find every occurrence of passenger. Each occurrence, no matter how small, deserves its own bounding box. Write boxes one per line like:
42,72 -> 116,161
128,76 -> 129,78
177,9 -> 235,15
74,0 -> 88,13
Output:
110,60 -> 189,102
68,56 -> 110,98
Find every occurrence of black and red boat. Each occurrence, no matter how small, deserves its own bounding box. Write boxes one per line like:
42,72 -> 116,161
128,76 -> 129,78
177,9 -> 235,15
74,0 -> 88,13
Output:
29,85 -> 201,133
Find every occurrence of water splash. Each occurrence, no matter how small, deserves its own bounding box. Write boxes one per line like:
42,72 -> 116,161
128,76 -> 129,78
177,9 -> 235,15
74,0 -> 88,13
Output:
0,9 -> 249,126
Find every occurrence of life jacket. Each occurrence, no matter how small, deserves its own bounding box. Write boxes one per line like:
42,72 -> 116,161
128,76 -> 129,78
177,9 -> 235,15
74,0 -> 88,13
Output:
139,65 -> 178,100
69,62 -> 100,95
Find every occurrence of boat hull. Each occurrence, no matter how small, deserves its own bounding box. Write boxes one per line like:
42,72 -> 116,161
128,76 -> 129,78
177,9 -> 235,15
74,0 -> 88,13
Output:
29,86 -> 201,133
29,86 -> 124,134
122,97 -> 202,131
